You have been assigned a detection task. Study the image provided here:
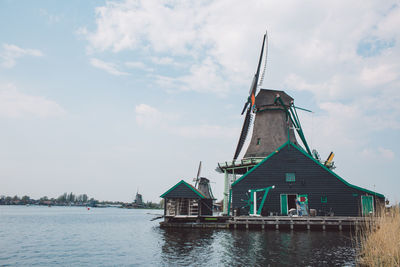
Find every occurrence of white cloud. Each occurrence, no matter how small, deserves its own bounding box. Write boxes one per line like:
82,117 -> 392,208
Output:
154,57 -> 230,95
0,44 -> 43,68
82,1 -> 206,54
125,61 -> 153,72
172,124 -> 237,139
80,0 -> 400,97
284,74 -> 348,100
39,8 -> 62,24
378,147 -> 395,160
0,83 -> 65,118
360,64 -> 398,87
361,147 -> 395,161
150,56 -> 179,66
90,58 -> 129,76
135,103 -> 178,128
135,103 -> 236,139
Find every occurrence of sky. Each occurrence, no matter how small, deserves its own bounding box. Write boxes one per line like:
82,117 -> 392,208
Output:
0,0 -> 399,204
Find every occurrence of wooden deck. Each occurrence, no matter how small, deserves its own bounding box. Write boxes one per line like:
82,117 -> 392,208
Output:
160,216 -> 372,231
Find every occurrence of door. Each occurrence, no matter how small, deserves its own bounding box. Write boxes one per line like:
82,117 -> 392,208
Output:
287,194 -> 297,210
280,194 -> 288,215
297,194 -> 309,216
361,195 -> 374,215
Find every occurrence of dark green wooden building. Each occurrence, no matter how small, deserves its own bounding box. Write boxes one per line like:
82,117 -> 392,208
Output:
231,141 -> 385,217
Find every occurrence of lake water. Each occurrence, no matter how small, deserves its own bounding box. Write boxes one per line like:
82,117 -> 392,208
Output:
0,206 -> 357,266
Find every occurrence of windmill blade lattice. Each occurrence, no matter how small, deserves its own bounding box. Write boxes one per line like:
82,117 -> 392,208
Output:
194,161 -> 202,188
257,31 -> 268,88
233,108 -> 253,160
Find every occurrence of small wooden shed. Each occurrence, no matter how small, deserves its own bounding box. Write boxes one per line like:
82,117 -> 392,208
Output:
160,180 -> 213,217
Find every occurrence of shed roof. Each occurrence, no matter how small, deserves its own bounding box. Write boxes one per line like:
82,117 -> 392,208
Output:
232,141 -> 385,199
160,180 -> 207,199
255,89 -> 293,108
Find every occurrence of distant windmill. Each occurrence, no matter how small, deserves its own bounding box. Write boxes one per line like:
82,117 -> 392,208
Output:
193,161 -> 202,188
193,161 -> 215,199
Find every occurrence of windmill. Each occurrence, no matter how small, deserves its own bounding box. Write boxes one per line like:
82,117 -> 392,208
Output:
193,161 -> 202,188
217,30 -> 316,215
193,161 -> 215,199
232,31 -> 316,161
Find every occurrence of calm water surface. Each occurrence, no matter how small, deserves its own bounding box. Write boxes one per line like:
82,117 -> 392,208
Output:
0,206 -> 356,266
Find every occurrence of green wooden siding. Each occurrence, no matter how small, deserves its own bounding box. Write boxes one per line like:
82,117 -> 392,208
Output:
280,194 -> 288,215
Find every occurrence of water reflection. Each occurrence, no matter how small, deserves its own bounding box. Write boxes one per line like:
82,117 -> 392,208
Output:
160,228 -> 215,265
159,229 -> 356,266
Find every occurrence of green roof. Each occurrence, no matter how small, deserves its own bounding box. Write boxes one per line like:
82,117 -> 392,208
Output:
160,180 -> 206,199
232,141 -> 385,199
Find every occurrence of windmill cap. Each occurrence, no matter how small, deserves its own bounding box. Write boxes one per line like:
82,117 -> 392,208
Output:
255,89 -> 293,108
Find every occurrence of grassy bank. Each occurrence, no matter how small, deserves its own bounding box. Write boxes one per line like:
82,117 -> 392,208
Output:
357,205 -> 400,266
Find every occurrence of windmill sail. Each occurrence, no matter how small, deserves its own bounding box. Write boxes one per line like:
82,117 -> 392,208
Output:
194,161 -> 202,188
233,31 -> 268,160
258,32 -> 268,88
233,108 -> 252,160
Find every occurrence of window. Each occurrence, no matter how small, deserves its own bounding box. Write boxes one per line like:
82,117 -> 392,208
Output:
285,173 -> 295,182
321,196 -> 327,203
256,138 -> 261,145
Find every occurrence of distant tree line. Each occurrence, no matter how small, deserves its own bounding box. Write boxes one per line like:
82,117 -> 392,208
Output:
0,193 -> 162,209
0,193 -> 95,206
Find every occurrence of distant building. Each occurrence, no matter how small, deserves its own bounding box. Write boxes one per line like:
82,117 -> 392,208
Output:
135,192 -> 143,205
132,192 -> 144,208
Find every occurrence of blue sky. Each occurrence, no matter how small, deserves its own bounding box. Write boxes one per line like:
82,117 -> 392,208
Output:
1,0 -> 399,204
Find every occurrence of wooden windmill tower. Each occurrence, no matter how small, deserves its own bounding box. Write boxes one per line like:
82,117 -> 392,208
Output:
217,31 -> 316,215
193,161 -> 215,199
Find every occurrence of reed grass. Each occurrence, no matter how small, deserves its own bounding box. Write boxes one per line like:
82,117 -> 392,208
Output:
357,205 -> 400,266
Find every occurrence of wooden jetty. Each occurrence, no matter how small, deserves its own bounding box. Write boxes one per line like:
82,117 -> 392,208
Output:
160,216 -> 372,231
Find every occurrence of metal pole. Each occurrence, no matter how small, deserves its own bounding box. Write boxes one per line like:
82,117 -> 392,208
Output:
253,191 -> 257,216
223,170 -> 229,215
227,189 -> 232,216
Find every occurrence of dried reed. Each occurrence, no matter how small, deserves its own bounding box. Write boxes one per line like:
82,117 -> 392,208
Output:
357,205 -> 400,266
